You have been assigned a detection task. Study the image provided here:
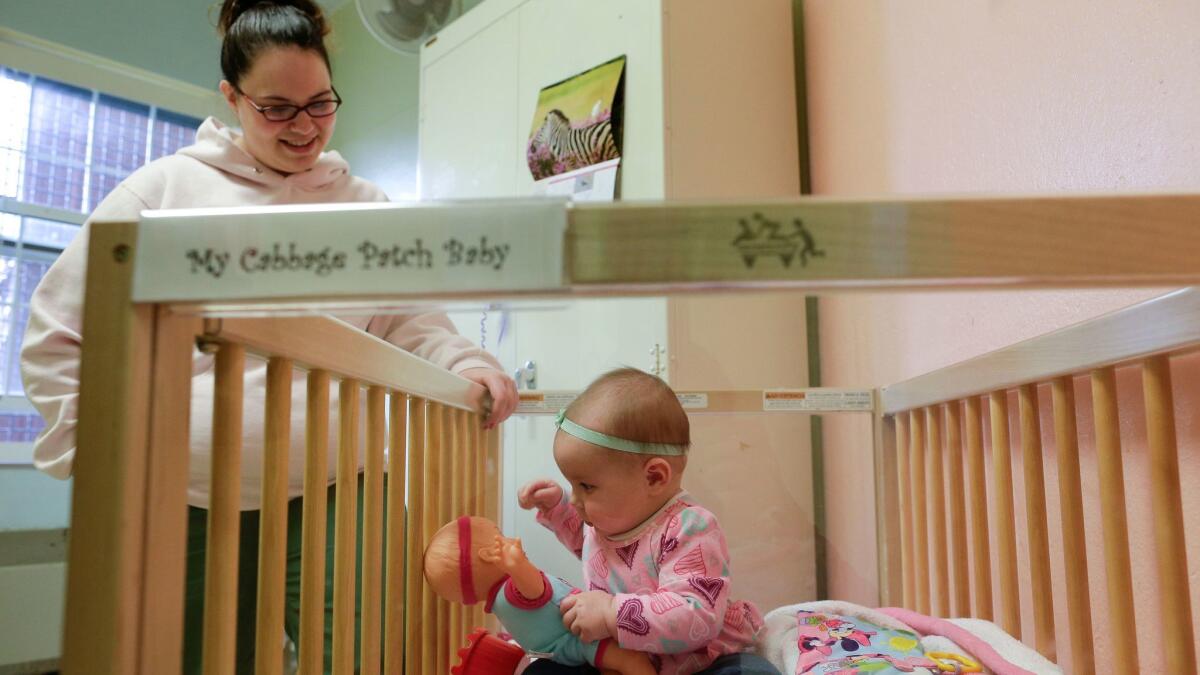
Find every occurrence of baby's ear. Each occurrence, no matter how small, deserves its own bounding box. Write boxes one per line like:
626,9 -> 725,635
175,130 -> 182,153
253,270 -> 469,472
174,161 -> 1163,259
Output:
644,457 -> 672,488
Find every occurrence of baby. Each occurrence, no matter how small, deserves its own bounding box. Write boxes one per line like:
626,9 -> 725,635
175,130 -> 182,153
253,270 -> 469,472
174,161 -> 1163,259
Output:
422,516 -> 655,675
519,368 -> 775,675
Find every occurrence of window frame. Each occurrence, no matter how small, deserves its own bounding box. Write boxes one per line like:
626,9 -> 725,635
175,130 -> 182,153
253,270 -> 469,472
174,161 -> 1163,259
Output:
0,28 -> 224,464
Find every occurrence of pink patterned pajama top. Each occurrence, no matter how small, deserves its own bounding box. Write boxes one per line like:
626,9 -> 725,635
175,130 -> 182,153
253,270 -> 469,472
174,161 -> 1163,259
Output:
537,492 -> 764,675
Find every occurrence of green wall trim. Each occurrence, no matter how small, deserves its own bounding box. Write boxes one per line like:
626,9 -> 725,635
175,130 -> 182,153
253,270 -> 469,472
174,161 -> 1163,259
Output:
792,1 -> 826,601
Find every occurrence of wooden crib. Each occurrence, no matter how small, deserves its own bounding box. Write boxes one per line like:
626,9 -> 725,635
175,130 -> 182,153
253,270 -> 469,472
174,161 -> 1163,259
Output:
875,288 -> 1200,674
60,193 -> 1200,674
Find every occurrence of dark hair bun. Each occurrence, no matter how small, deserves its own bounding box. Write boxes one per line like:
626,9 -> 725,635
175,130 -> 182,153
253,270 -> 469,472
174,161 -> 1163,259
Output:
216,0 -> 331,85
217,0 -> 328,38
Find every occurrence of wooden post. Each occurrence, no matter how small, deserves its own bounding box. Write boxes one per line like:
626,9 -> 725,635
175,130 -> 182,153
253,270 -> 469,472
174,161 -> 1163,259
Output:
360,386 -> 387,675
1091,367 -> 1139,673
1141,356 -> 1196,674
1018,384 -> 1055,660
63,223 -> 197,674
299,370 -> 330,675
135,310 -> 201,674
203,342 -> 245,675
964,396 -> 992,620
384,394 -> 409,675
944,401 -> 970,617
332,379 -> 360,675
1050,377 -> 1095,674
989,391 -> 1020,637
874,411 -> 903,608
255,357 -> 292,675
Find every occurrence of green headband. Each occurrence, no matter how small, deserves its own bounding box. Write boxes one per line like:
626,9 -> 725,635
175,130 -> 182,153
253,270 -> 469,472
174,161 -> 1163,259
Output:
554,409 -> 687,456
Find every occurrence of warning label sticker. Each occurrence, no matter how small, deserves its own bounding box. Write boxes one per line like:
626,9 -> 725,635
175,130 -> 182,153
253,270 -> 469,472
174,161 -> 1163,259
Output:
762,388 -> 874,412
515,391 -> 579,414
676,393 -> 709,410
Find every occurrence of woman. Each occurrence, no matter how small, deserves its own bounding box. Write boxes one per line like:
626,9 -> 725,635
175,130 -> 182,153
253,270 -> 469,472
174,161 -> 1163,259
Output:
19,0 -> 517,671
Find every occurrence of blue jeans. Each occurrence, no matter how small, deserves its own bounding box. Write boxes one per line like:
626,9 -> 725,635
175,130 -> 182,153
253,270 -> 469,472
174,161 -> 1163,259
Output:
523,652 -> 781,675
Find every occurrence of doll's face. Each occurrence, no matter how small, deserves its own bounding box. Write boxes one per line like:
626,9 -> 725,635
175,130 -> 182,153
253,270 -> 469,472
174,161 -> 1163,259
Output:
425,517 -> 508,605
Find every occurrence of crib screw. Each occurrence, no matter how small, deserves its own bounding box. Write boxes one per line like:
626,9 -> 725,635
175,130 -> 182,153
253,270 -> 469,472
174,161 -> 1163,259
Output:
112,244 -> 130,263
196,337 -> 221,354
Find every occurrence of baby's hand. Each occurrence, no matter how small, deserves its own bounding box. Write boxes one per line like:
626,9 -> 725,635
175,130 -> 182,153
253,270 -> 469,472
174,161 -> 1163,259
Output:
561,590 -> 617,643
518,479 -> 563,511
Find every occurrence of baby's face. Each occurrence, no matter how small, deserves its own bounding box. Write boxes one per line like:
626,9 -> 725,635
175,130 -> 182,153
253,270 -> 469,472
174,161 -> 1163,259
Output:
553,433 -> 659,537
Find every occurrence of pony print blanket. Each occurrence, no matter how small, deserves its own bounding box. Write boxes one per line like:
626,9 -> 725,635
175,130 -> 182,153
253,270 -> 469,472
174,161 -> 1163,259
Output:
792,610 -> 966,674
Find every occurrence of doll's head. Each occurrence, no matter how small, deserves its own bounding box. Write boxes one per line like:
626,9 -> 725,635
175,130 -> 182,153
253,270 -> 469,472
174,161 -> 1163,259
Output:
552,367 -> 690,537
423,516 -> 507,605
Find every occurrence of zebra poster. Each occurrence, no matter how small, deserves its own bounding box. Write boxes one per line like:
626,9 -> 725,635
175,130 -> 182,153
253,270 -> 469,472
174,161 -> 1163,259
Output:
527,55 -> 625,201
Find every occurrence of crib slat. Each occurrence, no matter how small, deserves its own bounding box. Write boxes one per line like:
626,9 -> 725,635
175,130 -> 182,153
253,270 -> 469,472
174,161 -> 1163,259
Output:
405,398 -> 427,675
964,396 -> 992,620
255,357 -> 292,675
926,406 -> 950,616
432,398 -> 451,672
944,401 -> 970,617
1018,384 -> 1055,660
909,409 -> 930,614
332,379 -> 361,675
444,401 -> 456,667
989,391 -> 1020,637
1142,356 -> 1198,674
203,342 -> 244,675
1091,367 -> 1139,673
384,394 -> 409,675
420,402 -> 441,675
471,413 -> 485,628
360,386 -> 386,675
300,370 -> 330,675
896,414 -> 914,609
485,425 -> 500,525
1050,377 -> 1095,674
449,408 -> 464,645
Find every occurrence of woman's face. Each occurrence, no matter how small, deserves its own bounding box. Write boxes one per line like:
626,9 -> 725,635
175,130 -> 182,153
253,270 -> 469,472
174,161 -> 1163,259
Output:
220,46 -> 337,175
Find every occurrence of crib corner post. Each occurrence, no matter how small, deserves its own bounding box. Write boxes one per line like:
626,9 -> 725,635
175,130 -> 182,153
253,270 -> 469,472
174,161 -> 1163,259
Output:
874,405 -> 902,607
62,220 -> 195,675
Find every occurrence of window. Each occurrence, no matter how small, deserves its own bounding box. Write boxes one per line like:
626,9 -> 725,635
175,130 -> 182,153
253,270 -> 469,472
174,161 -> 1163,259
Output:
0,66 -> 202,441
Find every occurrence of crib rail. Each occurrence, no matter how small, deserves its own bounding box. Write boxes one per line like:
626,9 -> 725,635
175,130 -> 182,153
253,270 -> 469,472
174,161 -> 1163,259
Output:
62,221 -> 500,674
132,193 -> 1200,317
877,288 -> 1200,674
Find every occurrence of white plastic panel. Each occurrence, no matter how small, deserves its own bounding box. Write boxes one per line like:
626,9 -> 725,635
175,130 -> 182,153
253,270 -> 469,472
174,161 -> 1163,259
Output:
514,0 -> 666,199
418,9 -> 522,199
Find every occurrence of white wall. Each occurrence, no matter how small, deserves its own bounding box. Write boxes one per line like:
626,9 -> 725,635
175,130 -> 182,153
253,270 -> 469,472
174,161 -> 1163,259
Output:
805,2 -> 1200,672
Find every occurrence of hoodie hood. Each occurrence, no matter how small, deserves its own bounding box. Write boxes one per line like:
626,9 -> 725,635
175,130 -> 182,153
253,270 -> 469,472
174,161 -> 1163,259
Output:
177,117 -> 351,192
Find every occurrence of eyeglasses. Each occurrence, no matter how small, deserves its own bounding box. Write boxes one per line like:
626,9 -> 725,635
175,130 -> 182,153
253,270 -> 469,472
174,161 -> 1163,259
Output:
236,86 -> 342,122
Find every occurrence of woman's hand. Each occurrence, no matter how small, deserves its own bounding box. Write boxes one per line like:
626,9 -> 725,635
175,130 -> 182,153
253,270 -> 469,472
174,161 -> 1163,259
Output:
518,479 -> 564,511
460,367 -> 518,429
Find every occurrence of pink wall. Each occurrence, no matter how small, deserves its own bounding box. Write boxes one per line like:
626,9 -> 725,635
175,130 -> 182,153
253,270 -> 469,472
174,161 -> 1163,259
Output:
803,2 -> 1200,672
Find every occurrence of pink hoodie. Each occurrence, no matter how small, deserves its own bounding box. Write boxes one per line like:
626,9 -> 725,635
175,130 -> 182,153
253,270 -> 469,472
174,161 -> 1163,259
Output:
20,117 -> 502,509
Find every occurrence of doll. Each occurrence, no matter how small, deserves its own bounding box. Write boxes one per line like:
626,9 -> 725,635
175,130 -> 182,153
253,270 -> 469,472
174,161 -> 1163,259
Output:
424,516 -> 654,675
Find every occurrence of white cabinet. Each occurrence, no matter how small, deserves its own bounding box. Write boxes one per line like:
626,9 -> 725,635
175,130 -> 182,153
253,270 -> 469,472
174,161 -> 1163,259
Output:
419,0 -> 813,607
